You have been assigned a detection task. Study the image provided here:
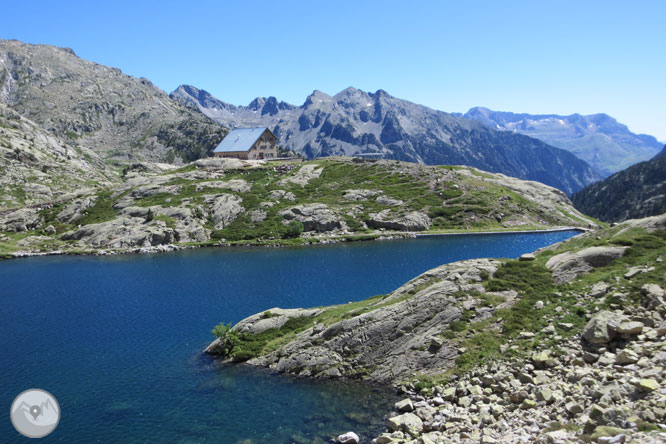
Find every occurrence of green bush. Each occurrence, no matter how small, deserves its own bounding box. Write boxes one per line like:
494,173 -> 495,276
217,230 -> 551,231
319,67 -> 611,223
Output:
282,220 -> 304,239
441,189 -> 463,199
428,206 -> 463,219
211,322 -> 238,357
222,316 -> 314,362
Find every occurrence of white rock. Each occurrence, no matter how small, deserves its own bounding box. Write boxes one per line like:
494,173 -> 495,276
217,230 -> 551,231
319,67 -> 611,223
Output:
336,431 -> 360,444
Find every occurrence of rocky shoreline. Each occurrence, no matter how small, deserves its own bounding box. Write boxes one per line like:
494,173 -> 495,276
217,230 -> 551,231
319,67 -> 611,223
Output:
371,291 -> 666,444
2,230 -> 419,260
205,214 -> 666,443
1,223 -> 584,262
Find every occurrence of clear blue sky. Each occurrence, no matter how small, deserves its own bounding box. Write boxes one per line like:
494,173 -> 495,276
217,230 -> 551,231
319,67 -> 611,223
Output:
3,0 -> 665,140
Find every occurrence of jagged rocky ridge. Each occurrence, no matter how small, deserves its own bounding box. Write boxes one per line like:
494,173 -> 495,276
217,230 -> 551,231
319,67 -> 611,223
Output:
206,213 -> 666,443
0,39 -> 227,167
463,107 -> 663,177
171,85 -> 600,195
0,158 -> 595,258
571,146 -> 666,222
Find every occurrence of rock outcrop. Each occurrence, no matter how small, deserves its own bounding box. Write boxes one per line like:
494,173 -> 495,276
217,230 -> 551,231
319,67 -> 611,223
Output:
0,208 -> 42,232
279,204 -> 341,232
367,210 -> 431,232
278,164 -> 323,186
545,246 -> 627,283
222,259 -> 502,382
61,217 -> 177,248
205,194 -> 244,230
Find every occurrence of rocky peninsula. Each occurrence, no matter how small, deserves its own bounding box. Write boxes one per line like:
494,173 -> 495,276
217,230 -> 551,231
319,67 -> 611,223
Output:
206,213 -> 666,443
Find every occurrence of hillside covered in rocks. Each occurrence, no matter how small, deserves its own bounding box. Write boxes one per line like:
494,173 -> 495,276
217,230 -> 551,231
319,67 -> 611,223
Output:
0,39 -> 227,169
206,213 -> 666,443
0,157 -> 595,258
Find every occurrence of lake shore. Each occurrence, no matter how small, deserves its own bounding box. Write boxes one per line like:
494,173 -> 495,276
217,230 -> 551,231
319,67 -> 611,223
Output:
204,216 -> 666,443
2,226 -> 585,261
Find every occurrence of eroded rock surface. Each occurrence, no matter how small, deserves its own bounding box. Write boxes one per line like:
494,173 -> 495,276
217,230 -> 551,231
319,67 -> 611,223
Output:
0,208 -> 42,232
204,194 -> 244,230
61,217 -> 177,248
545,246 -> 627,283
367,210 -> 431,231
238,259 -> 501,382
278,164 -> 323,186
279,203 -> 341,232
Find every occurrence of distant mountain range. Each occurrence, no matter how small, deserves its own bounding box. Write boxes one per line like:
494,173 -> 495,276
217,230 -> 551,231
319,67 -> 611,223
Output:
571,146 -> 666,222
462,107 -> 662,177
171,85 -> 600,194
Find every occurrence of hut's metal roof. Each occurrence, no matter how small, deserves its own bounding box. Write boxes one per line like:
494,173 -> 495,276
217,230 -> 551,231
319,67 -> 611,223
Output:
213,127 -> 268,152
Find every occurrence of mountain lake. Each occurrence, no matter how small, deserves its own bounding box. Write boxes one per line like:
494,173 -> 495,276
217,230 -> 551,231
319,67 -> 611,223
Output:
0,230 -> 578,443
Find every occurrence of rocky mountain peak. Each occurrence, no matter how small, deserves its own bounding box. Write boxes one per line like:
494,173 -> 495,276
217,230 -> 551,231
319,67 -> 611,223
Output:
333,86 -> 361,99
372,89 -> 392,101
247,97 -> 266,110
304,90 -> 333,107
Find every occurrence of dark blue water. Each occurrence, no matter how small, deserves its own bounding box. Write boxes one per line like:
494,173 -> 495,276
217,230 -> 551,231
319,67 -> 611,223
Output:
0,231 -> 577,444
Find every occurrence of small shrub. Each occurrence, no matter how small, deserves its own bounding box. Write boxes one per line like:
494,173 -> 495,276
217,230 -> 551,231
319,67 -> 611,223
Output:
449,320 -> 467,332
282,220 -> 304,239
428,206 -> 463,219
441,188 -> 463,199
210,322 -> 238,357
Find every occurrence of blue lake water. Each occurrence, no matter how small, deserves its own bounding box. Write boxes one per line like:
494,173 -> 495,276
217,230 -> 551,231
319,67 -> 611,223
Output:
0,231 -> 577,444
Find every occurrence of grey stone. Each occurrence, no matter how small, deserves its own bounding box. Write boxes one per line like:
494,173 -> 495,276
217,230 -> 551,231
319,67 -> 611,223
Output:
279,203 -> 341,232
545,246 -> 627,284
343,189 -> 381,201
277,164 -> 323,186
367,210 -> 431,231
0,208 -> 41,232
582,311 -> 621,344
615,349 -> 639,365
336,431 -> 359,444
376,195 -> 404,206
395,398 -> 414,412
387,412 -> 423,437
614,321 -> 643,335
204,194 -> 244,230
624,267 -> 644,279
250,209 -> 266,223
590,282 -> 609,298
